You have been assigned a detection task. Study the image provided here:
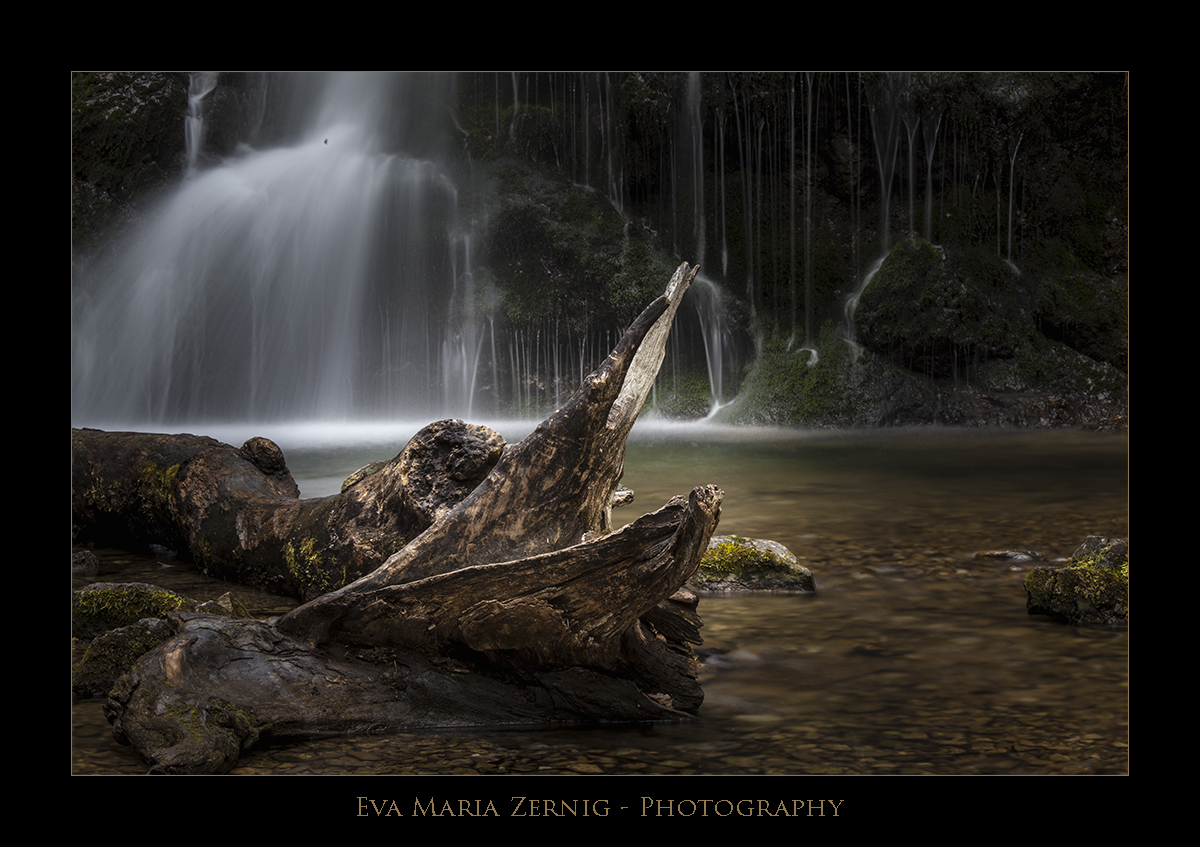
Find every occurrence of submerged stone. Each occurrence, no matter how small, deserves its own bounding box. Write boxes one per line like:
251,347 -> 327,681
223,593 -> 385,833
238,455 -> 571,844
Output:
975,549 -> 1045,562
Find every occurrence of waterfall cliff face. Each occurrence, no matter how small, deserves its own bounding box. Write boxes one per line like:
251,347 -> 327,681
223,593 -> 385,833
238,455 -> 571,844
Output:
71,72 -> 745,427
75,72 -> 1124,430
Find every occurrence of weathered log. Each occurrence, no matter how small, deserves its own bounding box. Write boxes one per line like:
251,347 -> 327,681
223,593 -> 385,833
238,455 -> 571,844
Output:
86,263 -> 720,774
277,261 -> 700,641
72,418 -> 506,598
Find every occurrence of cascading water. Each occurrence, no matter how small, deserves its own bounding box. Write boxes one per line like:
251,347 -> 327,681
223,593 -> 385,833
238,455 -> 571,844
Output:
72,72 -> 758,430
73,73 -> 486,427
840,75 -> 906,360
842,253 -> 886,360
692,274 -> 735,416
185,72 -> 219,176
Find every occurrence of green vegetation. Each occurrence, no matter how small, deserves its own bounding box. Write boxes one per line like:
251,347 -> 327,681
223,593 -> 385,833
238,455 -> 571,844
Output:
284,536 -> 345,596
71,72 -> 189,249
482,158 -> 673,332
695,535 -> 815,591
650,369 -> 717,420
72,617 -> 173,699
137,459 -> 181,530
1024,538 -> 1127,624
72,583 -> 193,639
699,536 -> 781,577
73,72 -> 1126,428
856,239 -> 1033,378
726,321 -> 878,427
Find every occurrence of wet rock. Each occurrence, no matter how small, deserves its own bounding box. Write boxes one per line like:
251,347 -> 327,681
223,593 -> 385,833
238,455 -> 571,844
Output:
72,582 -> 197,639
1024,536 -> 1128,624
73,617 -> 174,699
692,535 -> 815,592
72,550 -> 100,575
975,550 -> 1045,563
193,591 -> 254,618
72,585 -> 257,699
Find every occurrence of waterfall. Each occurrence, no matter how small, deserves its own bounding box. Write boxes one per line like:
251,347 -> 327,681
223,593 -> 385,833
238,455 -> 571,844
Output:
185,72 -> 219,176
868,75 -> 903,253
692,274 -> 733,413
72,72 -> 754,429
840,75 -> 908,358
843,253 -> 886,359
72,73 -> 477,426
682,73 -> 706,266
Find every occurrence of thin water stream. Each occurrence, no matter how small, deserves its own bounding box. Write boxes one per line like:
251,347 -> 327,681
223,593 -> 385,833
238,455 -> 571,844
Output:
71,424 -> 1128,775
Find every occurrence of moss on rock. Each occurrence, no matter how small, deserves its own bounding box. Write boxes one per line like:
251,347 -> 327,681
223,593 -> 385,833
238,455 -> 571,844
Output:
73,617 -> 174,699
855,239 -> 1036,379
72,581 -> 256,699
72,582 -> 195,640
1033,271 -> 1128,372
71,72 -> 190,250
694,535 -> 815,592
1025,536 -> 1128,624
479,158 -> 673,333
724,321 -> 883,427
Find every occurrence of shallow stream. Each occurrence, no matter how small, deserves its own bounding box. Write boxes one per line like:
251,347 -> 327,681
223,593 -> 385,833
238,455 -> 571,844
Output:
71,424 -> 1128,775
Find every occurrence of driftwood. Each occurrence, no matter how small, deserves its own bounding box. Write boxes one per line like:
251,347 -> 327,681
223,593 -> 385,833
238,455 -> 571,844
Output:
72,418 -> 507,599
79,263 -> 725,774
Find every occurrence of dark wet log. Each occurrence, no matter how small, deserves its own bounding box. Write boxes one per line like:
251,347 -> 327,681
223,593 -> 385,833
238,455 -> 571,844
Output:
89,263 -> 720,774
72,418 -> 506,598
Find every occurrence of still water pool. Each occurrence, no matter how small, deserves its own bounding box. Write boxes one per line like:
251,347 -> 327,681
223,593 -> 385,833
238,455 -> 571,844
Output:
71,424 -> 1128,775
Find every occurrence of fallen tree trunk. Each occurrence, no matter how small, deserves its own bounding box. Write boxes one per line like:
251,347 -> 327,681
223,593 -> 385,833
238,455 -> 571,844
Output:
83,262 -> 721,774
72,418 -> 507,599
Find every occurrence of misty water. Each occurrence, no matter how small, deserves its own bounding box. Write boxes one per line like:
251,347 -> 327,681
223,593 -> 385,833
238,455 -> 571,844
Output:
71,422 -> 1128,776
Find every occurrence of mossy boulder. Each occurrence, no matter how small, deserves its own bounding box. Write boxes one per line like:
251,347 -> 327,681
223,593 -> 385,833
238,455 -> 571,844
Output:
72,581 -> 255,639
855,239 -> 1035,379
693,535 -> 815,592
724,321 -> 887,427
72,583 -> 255,698
1024,536 -> 1128,624
1033,271 -> 1128,371
73,617 -> 175,699
72,582 -> 197,640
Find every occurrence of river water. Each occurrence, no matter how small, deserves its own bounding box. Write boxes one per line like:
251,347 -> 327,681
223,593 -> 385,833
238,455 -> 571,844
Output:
71,423 -> 1128,776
